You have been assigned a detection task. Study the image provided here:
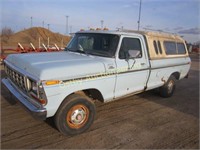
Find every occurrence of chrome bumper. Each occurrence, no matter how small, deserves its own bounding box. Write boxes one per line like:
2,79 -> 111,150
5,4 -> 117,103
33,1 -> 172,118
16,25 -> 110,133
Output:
2,78 -> 47,120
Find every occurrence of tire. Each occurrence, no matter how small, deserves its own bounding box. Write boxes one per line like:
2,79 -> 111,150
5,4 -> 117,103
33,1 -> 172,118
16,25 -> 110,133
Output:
54,94 -> 96,136
159,75 -> 176,98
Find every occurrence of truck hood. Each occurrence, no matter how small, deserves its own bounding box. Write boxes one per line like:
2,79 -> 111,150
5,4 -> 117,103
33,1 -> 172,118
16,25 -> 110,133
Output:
6,52 -> 106,80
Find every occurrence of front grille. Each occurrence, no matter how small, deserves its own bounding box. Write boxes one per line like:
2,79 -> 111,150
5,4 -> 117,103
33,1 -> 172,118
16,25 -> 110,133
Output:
5,65 -> 27,91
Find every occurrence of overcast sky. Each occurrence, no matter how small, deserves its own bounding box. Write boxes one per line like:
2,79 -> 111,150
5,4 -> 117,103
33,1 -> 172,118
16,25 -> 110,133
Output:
1,0 -> 200,43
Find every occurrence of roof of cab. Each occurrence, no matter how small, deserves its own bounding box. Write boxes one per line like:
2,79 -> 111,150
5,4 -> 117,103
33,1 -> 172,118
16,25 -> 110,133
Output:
77,29 -> 184,42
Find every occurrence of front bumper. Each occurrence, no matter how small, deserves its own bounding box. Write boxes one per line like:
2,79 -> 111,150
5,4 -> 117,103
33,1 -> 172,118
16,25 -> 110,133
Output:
2,78 -> 47,120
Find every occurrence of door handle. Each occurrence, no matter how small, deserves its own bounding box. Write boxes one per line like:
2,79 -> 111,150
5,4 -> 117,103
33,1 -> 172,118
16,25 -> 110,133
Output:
108,66 -> 115,69
141,63 -> 146,66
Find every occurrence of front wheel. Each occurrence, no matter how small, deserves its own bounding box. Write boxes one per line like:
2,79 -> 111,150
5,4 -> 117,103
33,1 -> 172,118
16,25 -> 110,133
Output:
159,75 -> 176,98
54,94 -> 96,136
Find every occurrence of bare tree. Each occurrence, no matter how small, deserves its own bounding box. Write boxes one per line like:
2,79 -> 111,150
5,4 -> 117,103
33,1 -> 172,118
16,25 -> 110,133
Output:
1,27 -> 14,40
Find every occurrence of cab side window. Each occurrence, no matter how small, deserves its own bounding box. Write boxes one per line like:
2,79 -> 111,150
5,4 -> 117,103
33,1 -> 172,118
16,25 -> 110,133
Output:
119,38 -> 142,59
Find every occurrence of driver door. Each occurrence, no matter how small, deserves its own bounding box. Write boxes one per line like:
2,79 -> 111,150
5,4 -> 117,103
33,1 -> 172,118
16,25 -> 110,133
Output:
114,35 -> 149,98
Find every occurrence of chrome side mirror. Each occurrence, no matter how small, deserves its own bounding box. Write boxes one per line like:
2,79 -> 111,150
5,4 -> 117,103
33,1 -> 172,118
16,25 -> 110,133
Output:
128,50 -> 141,59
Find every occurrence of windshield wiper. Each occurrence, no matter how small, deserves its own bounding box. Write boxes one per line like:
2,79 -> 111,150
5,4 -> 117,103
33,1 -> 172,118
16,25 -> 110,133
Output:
66,48 -> 88,55
87,51 -> 111,57
74,49 -> 87,54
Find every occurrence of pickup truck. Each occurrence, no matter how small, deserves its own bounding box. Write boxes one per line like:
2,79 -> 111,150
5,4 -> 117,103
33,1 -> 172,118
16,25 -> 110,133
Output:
2,29 -> 191,135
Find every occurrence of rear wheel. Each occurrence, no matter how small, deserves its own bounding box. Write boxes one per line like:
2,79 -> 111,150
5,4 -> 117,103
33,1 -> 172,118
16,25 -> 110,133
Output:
54,94 -> 96,136
159,75 -> 176,98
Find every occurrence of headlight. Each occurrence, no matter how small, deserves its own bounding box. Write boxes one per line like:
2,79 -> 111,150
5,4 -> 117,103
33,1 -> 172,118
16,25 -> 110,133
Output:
26,78 -> 32,91
25,78 -> 38,92
31,81 -> 38,92
30,82 -> 48,106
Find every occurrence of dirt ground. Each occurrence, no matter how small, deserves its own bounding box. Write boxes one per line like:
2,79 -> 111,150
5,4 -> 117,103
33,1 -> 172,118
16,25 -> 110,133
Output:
1,27 -> 70,48
0,54 -> 199,149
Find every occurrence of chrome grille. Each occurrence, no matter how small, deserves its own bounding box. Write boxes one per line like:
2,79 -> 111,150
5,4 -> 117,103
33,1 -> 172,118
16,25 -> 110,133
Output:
5,65 -> 26,91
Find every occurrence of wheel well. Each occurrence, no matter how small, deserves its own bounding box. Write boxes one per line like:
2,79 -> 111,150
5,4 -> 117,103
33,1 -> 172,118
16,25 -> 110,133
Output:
171,72 -> 180,80
74,89 -> 104,102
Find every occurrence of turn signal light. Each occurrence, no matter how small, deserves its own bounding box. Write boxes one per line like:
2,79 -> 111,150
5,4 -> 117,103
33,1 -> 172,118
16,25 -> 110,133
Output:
38,99 -> 47,105
45,80 -> 60,85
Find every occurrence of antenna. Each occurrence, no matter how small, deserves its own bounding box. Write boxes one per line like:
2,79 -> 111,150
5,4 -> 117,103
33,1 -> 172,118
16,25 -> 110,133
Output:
137,0 -> 142,31
70,25 -> 72,34
66,15 -> 69,35
47,24 -> 50,30
101,20 -> 104,29
30,16 -> 33,28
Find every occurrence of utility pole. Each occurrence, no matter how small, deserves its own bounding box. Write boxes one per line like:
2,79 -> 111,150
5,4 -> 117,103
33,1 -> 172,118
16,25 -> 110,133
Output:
137,0 -> 142,31
101,20 -> 104,29
70,25 -> 72,34
47,24 -> 50,30
31,16 -> 33,28
39,37 -> 41,48
47,37 -> 49,48
66,15 -> 69,35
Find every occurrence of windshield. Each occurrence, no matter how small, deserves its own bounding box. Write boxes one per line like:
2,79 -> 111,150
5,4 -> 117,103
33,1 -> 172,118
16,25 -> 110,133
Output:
65,33 -> 120,57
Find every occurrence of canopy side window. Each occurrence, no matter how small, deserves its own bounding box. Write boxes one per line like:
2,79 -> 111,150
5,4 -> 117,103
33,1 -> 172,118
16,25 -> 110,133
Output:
177,43 -> 186,54
153,40 -> 159,55
164,41 -> 177,55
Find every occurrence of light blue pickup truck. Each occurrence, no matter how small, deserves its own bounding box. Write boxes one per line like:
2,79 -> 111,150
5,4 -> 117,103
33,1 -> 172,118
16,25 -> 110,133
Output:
2,30 -> 191,135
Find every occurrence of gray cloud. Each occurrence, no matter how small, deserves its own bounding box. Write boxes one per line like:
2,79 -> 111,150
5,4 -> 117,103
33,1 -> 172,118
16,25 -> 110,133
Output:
173,27 -> 184,31
178,28 -> 200,35
145,25 -> 153,28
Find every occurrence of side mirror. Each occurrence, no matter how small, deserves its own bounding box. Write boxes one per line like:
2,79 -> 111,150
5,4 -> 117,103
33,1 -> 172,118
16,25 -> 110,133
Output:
128,50 -> 141,59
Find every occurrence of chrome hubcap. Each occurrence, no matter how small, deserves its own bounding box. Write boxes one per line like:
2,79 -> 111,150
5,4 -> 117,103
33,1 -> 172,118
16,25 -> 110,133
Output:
71,108 -> 86,125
